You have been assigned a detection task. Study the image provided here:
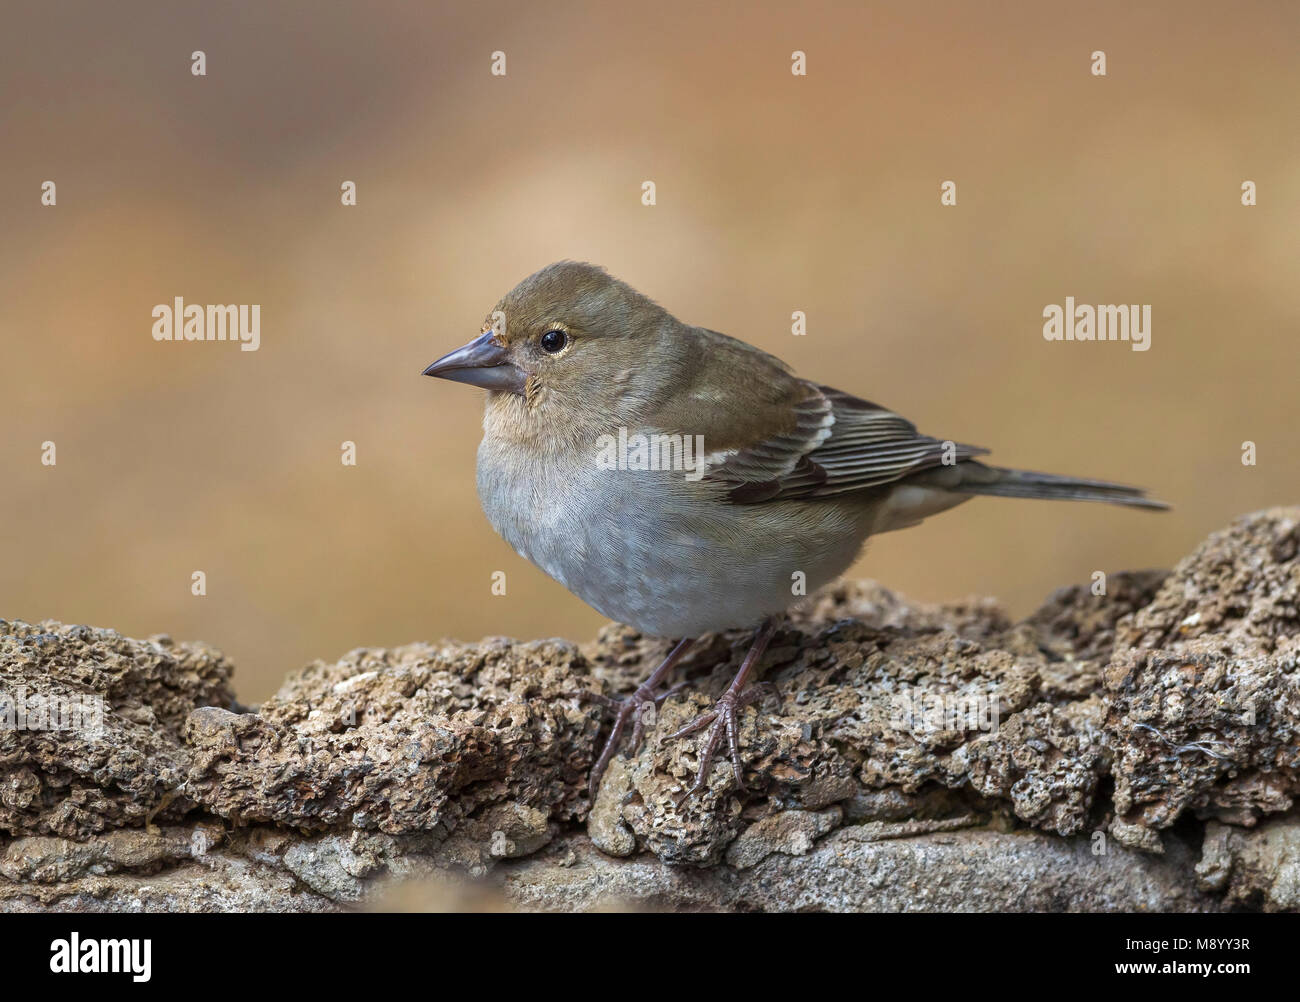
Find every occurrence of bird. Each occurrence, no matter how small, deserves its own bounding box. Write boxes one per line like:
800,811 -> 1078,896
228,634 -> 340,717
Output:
423,261 -> 1167,802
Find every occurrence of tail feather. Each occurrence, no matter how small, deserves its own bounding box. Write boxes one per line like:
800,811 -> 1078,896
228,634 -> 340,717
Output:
953,464 -> 1170,511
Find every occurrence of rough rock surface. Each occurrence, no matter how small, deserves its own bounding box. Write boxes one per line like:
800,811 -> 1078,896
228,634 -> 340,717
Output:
1106,510 -> 1300,849
183,637 -> 595,836
0,622 -> 236,837
0,508 -> 1297,912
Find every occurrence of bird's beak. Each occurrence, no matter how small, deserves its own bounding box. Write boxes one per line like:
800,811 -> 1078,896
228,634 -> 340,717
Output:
422,331 -> 526,395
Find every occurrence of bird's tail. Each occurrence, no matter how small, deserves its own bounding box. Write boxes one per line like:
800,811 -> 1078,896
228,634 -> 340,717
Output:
952,463 -> 1169,511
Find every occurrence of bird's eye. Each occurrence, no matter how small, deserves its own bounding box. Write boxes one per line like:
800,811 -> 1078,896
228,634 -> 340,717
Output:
539,329 -> 568,354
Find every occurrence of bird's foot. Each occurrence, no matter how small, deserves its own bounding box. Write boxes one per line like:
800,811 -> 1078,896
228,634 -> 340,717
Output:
666,618 -> 781,805
578,636 -> 697,800
583,678 -> 692,799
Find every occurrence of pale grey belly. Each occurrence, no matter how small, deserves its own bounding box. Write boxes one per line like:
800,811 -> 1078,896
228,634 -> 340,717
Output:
476,450 -> 875,637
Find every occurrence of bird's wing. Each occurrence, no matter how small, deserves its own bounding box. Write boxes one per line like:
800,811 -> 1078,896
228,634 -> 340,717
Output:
708,382 -> 989,504
645,329 -> 836,499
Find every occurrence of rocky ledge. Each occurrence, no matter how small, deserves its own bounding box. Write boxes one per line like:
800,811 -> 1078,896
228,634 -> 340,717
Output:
2,509 -> 1298,912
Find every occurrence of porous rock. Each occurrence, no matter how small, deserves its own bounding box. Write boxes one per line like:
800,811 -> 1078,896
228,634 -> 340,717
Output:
1105,510 -> 1300,848
1,509 -> 1298,911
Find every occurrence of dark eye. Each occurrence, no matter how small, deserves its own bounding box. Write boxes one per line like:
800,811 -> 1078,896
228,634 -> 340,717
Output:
540,329 -> 568,354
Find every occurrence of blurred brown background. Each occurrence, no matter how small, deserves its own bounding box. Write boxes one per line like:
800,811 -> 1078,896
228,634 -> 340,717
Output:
2,1 -> 1297,702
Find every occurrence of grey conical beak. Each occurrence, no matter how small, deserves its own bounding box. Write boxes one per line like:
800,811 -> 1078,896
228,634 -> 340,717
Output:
423,331 -> 526,395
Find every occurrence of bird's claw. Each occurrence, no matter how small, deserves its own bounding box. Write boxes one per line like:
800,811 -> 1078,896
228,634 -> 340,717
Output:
584,678 -> 691,800
669,689 -> 750,806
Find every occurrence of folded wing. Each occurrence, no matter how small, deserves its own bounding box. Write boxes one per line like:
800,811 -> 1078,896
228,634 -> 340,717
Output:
709,382 -> 988,504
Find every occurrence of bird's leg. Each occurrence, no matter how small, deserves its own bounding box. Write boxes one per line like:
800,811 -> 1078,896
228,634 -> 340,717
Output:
584,636 -> 696,799
668,617 -> 779,803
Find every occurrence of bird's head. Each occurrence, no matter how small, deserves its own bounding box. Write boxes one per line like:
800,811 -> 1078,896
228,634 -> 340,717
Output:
424,261 -> 683,436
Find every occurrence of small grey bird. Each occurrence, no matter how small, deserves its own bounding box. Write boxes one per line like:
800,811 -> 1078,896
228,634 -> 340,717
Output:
424,261 -> 1166,801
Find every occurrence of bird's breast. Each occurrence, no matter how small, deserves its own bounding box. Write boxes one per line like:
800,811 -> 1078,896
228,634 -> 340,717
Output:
473,432 -> 872,636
